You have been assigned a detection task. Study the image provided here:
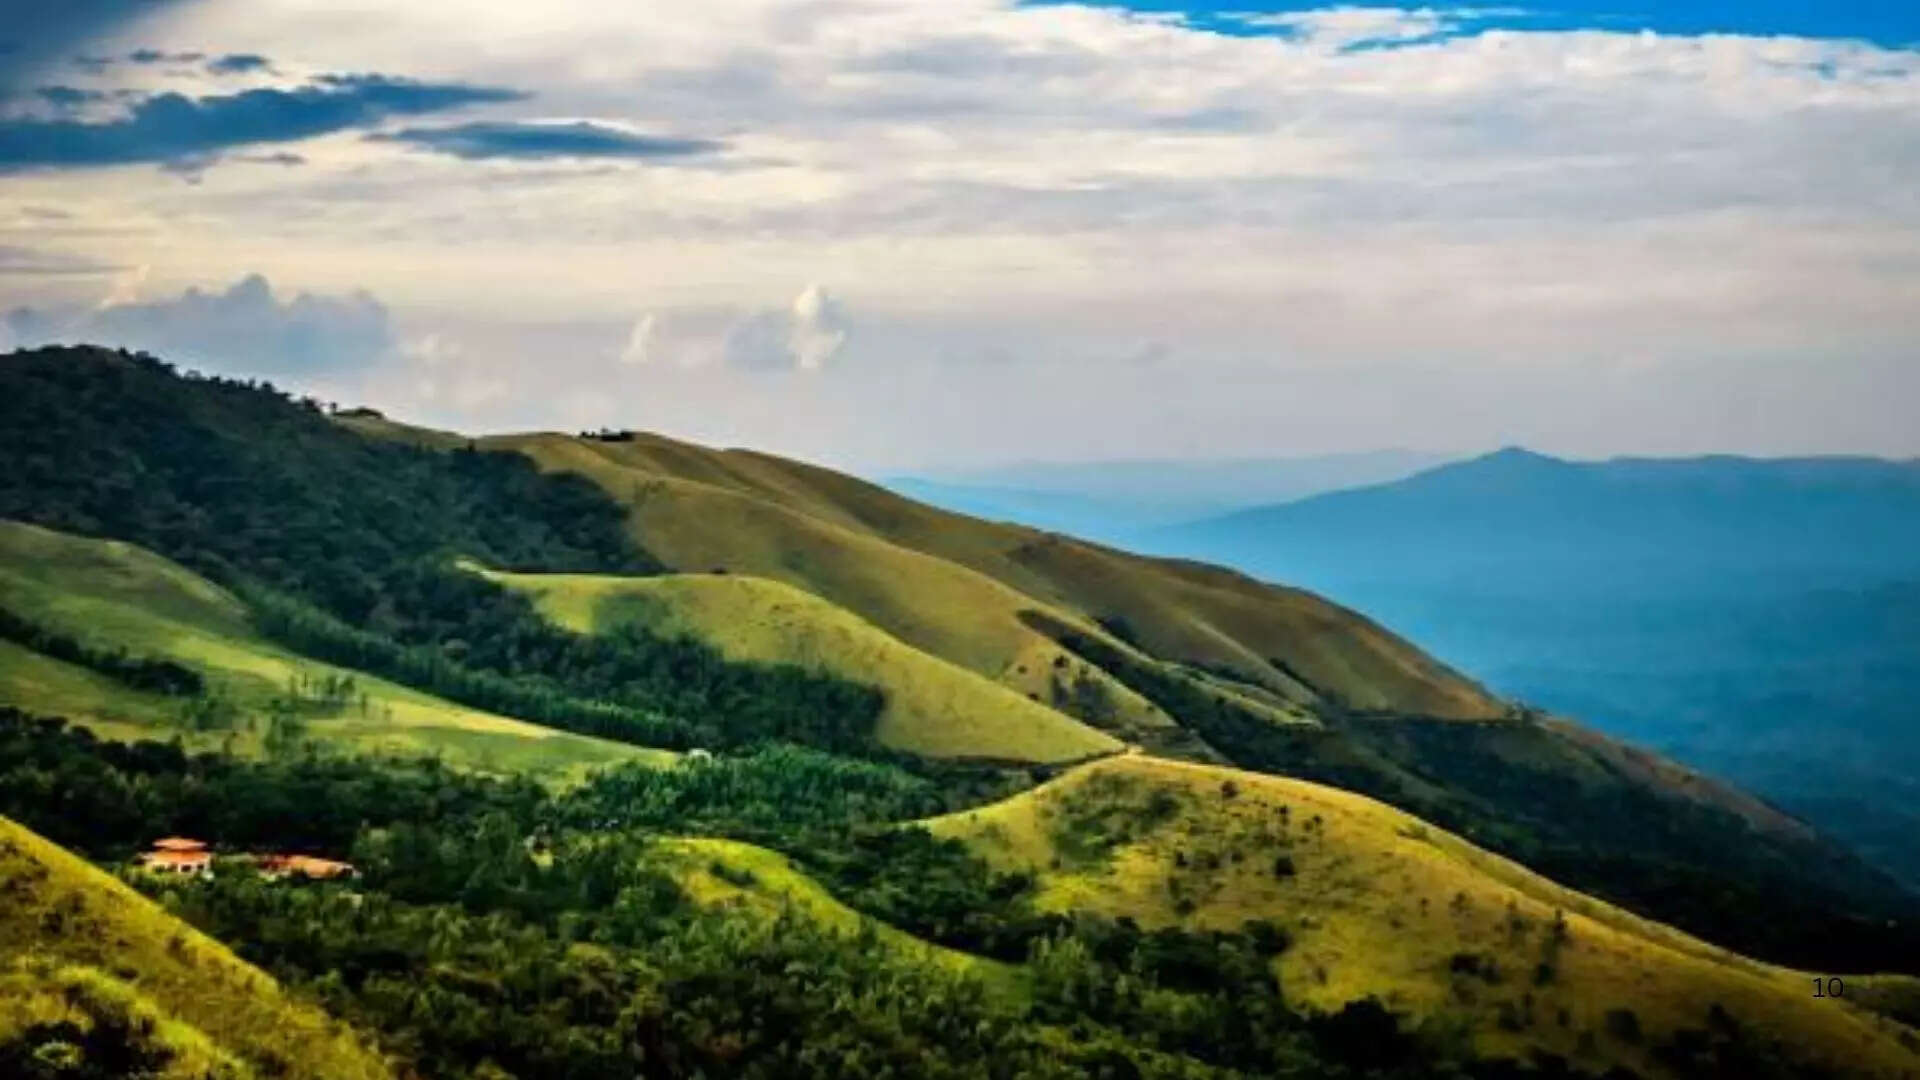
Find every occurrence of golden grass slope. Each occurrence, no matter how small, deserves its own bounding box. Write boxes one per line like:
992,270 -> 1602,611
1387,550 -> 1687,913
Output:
480,434 -> 1180,738
927,754 -> 1920,1079
483,430 -> 1498,720
0,816 -> 393,1080
0,520 -> 664,779
484,566 -> 1121,763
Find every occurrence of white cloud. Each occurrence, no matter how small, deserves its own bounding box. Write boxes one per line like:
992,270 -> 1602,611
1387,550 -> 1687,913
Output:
7,273 -> 394,379
787,284 -> 848,371
403,331 -> 463,367
1239,6 -> 1453,48
620,285 -> 849,373
617,313 -> 658,366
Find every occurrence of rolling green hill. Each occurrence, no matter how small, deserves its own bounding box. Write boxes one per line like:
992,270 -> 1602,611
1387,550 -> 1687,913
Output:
0,520 -> 664,779
0,815 -> 393,1080
481,566 -> 1123,763
929,754 -> 1920,1079
476,429 -> 1499,721
337,412 -> 1920,977
11,340 -> 1920,1060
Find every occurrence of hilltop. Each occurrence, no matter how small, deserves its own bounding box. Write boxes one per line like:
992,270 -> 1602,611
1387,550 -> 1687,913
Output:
931,754 -> 1920,1079
456,426 -> 1501,721
0,815 -> 393,1080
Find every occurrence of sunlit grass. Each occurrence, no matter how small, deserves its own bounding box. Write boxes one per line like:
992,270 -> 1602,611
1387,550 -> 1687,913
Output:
929,754 -> 1920,1078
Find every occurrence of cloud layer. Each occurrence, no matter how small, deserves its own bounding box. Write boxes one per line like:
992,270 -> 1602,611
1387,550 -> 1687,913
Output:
2,2 -> 1916,465
381,120 -> 721,160
0,74 -> 522,171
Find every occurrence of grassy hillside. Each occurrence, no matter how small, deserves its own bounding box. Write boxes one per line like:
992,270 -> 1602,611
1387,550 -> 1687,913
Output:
0,816 -> 393,1080
655,834 -> 1025,996
929,755 -> 1920,1079
484,566 -> 1122,763
0,520 -> 663,780
479,429 -> 1498,720
326,421 -> 1920,978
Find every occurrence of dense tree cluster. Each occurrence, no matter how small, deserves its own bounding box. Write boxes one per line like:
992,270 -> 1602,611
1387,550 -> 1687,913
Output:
0,709 -> 541,858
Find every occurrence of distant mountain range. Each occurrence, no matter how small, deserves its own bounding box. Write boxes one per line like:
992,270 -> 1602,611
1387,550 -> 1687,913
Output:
881,449 -> 1445,537
1144,447 -> 1920,885
1153,447 -> 1920,588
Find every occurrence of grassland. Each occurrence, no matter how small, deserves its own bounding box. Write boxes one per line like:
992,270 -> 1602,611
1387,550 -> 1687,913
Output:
480,430 -> 1500,721
0,815 -> 393,1080
927,754 -> 1920,1079
0,521 -> 665,780
483,566 -> 1123,763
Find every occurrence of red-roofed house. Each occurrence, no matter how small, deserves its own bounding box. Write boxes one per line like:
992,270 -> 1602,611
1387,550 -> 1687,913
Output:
137,837 -> 212,876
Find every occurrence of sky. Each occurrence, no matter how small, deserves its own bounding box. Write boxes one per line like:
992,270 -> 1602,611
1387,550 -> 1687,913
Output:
1,1 -> 1916,471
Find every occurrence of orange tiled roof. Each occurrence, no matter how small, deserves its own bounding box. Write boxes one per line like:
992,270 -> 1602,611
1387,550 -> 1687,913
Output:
139,850 -> 211,868
261,854 -> 357,878
151,837 -> 208,852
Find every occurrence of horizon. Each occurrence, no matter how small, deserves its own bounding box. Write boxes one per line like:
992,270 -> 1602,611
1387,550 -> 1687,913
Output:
23,338 -> 1920,475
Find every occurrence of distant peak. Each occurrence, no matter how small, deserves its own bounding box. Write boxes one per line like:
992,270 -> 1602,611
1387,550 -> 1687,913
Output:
1481,446 -> 1561,465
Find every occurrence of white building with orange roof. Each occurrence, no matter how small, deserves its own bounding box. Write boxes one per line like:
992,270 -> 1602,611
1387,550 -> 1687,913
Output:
136,837 -> 213,876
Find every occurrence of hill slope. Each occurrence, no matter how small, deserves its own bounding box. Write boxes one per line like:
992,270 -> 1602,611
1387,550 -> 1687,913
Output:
465,429 -> 1501,721
0,520 -> 662,779
1146,448 -> 1920,887
330,418 -> 1920,977
0,816 -> 393,1080
482,567 -> 1122,763
930,755 -> 1920,1079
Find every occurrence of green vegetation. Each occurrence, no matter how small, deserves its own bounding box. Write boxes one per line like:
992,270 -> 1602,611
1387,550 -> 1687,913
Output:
0,811 -> 393,1080
0,347 -> 886,758
486,426 -> 1497,721
485,568 -> 1122,763
932,754 -> 1920,1080
1025,608 -> 1920,976
1,705 -> 1550,1080
0,519 -> 658,779
11,706 -> 1916,1078
0,605 -> 204,697
6,346 -> 1920,1077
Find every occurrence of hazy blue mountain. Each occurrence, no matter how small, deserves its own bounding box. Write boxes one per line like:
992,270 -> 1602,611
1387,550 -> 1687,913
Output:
881,449 -> 1446,539
1146,448 -> 1920,886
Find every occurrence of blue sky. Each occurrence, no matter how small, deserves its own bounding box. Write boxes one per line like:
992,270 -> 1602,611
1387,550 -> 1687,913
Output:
2,0 -> 1917,467
1028,1 -> 1920,48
